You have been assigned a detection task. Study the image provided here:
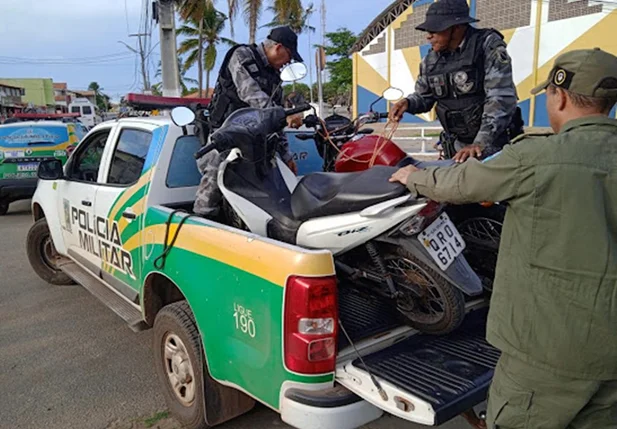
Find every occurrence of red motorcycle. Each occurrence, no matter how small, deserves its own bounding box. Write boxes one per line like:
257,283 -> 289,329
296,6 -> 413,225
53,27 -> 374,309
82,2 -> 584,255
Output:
296,89 -> 407,173
296,88 -> 503,291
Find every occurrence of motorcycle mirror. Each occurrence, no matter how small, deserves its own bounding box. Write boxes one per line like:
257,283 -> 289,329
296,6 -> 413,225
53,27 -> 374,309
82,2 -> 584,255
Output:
171,106 -> 196,127
382,87 -> 404,101
280,62 -> 308,82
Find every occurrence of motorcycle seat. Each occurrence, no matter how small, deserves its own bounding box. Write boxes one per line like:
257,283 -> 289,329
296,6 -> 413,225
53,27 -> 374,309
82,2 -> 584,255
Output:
291,165 -> 407,221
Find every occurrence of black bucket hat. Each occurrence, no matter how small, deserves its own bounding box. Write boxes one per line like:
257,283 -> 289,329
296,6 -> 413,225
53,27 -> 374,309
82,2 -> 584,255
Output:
416,0 -> 479,33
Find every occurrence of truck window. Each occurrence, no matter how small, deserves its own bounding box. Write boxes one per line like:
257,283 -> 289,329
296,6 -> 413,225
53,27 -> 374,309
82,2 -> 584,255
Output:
82,106 -> 92,115
107,129 -> 152,185
71,106 -> 80,114
68,130 -> 110,182
166,136 -> 202,188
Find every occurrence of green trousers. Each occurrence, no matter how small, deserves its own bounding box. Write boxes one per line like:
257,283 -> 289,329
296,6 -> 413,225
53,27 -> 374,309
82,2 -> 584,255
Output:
486,354 -> 617,429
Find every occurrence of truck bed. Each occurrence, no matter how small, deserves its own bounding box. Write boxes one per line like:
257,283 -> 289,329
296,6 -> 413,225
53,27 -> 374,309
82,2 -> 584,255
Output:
337,285 -> 403,349
337,285 -> 498,425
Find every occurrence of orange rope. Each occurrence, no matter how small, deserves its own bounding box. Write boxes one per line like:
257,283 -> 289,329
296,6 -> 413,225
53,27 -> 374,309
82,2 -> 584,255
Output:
318,116 -> 400,167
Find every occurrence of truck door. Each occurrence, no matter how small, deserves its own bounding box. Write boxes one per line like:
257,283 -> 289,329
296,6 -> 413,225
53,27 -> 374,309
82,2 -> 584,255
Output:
59,126 -> 115,274
94,123 -> 157,301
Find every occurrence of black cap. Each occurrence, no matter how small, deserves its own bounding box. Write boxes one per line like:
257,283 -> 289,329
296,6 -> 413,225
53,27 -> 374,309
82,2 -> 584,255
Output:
415,0 -> 479,33
267,26 -> 303,62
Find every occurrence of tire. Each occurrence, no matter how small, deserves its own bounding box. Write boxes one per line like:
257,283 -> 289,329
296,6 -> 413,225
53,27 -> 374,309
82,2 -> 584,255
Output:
385,247 -> 465,335
448,204 -> 504,292
0,200 -> 8,216
26,218 -> 74,285
153,301 -> 209,429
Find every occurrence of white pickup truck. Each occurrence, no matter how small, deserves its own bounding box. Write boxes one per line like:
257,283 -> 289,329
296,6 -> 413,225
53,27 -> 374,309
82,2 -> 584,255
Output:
26,109 -> 494,429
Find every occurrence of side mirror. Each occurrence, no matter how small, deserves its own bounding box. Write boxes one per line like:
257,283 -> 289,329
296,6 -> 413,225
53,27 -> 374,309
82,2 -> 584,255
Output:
280,63 -> 308,82
171,106 -> 196,127
382,87 -> 404,101
38,159 -> 64,180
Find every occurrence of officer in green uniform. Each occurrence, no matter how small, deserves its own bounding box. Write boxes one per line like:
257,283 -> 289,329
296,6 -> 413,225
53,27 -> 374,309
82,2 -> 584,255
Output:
389,48 -> 617,428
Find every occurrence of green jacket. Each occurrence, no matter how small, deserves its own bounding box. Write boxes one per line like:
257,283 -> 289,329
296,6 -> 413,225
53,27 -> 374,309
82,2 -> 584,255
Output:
406,116 -> 617,379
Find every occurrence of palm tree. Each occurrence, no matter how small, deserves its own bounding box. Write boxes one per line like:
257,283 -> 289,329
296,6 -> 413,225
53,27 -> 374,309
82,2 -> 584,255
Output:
203,7 -> 236,91
88,82 -> 109,111
262,0 -> 313,34
227,0 -> 264,44
176,0 -> 214,95
152,60 -> 198,96
177,7 -> 235,95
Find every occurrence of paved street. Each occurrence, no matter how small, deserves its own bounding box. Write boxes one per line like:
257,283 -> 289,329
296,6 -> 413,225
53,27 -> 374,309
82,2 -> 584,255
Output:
0,200 -> 474,429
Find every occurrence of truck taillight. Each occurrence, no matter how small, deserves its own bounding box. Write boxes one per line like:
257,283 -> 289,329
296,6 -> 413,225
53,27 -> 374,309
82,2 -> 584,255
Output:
284,275 -> 338,374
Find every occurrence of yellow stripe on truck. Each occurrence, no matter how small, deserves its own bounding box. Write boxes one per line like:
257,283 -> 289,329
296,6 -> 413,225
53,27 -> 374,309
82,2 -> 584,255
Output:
108,169 -> 153,221
124,224 -> 335,287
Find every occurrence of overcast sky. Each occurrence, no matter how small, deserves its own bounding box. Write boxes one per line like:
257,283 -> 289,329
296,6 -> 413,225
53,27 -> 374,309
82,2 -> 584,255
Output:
0,0 -> 394,102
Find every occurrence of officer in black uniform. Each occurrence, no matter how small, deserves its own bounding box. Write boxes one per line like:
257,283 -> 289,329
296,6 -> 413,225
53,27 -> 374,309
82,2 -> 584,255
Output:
390,0 -> 523,163
194,26 -> 303,217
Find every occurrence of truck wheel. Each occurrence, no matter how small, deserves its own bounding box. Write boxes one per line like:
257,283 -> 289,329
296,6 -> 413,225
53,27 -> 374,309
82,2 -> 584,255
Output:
26,218 -> 74,285
385,248 -> 465,335
0,200 -> 8,216
153,301 -> 209,429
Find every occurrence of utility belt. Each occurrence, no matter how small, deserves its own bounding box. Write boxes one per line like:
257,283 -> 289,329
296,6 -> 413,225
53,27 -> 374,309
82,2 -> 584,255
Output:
439,106 -> 525,159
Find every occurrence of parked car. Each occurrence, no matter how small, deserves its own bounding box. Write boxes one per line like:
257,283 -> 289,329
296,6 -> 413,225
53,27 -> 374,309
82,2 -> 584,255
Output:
0,116 -> 85,215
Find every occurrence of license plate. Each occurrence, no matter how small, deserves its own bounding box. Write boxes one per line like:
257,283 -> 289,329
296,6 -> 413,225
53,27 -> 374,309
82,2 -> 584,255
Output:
418,213 -> 466,271
3,150 -> 25,158
17,163 -> 39,172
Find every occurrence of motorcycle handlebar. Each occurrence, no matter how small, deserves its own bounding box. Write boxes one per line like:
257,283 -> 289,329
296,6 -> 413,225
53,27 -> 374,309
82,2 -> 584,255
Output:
285,103 -> 312,117
194,144 -> 216,159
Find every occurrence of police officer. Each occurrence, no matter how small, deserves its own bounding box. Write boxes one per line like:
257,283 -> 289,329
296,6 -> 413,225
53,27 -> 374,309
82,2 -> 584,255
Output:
194,26 -> 303,217
389,0 -> 522,163
390,48 -> 617,428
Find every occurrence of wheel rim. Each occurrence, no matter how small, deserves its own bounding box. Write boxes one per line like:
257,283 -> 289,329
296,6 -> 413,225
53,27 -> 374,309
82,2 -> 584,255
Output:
41,234 -> 61,271
458,217 -> 502,248
163,333 -> 196,407
386,256 -> 447,324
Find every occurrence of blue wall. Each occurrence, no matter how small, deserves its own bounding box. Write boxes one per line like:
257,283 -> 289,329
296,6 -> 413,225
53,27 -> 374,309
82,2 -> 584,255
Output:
518,98 -> 531,128
533,93 -> 550,127
419,44 -> 432,59
357,85 -> 387,116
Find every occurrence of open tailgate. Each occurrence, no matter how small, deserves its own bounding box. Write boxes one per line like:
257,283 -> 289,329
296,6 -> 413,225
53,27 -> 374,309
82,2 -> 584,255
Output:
336,308 -> 499,426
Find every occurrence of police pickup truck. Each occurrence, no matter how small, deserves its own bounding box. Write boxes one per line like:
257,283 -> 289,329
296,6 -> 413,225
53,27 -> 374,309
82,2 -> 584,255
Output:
26,97 -> 496,429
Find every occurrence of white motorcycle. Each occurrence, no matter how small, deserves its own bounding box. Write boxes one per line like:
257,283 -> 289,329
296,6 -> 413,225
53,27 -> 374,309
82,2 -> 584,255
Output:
171,64 -> 483,334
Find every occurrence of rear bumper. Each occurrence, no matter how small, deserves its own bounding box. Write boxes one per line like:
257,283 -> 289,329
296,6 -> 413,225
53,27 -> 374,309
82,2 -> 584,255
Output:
280,383 -> 383,429
0,178 -> 38,201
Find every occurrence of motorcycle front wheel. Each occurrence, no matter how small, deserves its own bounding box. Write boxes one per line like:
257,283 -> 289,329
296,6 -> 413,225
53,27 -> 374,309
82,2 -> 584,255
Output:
385,248 -> 465,335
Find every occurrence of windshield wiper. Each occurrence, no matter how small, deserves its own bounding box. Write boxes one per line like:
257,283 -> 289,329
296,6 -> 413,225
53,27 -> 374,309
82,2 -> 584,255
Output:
27,141 -> 56,146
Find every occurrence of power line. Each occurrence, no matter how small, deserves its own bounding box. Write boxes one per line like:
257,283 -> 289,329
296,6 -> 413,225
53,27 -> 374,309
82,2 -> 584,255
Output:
0,52 -> 135,62
0,55 -> 135,65
124,0 -> 131,34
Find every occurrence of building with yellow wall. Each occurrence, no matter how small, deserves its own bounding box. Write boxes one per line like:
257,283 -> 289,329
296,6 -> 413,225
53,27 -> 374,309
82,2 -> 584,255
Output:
351,0 -> 617,127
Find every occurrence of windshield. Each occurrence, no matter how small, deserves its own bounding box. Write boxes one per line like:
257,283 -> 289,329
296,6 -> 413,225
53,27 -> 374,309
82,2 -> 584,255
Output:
0,124 -> 69,149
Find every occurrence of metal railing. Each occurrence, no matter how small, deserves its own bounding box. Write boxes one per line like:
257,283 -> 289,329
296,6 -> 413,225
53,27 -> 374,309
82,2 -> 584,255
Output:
391,126 -> 443,154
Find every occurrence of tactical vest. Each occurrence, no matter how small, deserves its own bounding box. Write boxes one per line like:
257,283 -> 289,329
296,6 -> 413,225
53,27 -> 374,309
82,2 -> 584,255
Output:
208,44 -> 282,130
425,28 -> 504,144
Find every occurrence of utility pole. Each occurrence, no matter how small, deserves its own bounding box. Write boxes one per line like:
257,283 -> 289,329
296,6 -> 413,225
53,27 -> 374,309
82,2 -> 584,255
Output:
318,0 -> 326,116
119,34 -> 150,93
308,29 -> 313,103
130,33 -> 150,92
155,0 -> 181,97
